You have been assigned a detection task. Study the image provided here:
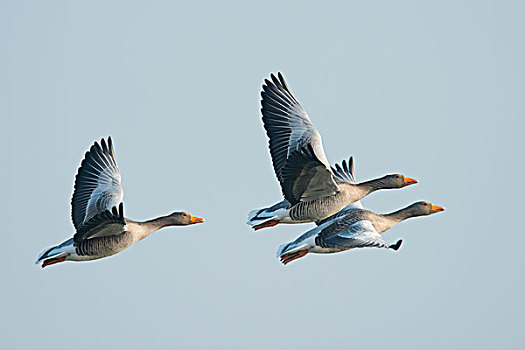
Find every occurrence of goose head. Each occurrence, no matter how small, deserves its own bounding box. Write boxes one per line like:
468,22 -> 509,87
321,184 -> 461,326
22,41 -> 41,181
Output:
406,201 -> 445,217
380,174 -> 418,189
166,212 -> 205,225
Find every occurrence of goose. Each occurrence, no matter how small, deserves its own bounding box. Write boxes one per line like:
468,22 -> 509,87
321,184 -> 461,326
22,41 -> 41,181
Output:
247,73 -> 417,230
36,137 -> 204,268
277,200 -> 444,265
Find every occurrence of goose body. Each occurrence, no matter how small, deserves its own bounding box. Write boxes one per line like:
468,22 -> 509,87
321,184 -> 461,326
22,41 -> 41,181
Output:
248,73 -> 417,230
277,201 -> 445,265
36,137 -> 204,268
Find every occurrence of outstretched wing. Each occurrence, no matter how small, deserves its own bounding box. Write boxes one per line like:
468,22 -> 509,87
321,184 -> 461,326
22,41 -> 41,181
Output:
71,137 -> 123,230
73,203 -> 126,244
261,72 -> 332,181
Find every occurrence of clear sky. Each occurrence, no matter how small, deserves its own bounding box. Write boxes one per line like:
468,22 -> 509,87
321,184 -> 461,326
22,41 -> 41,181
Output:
1,1 -> 523,349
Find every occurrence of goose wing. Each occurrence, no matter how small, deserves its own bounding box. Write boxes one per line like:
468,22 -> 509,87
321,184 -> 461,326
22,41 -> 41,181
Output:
280,145 -> 339,205
316,219 -> 390,250
261,73 -> 338,205
331,157 -> 355,183
73,203 -> 126,244
71,137 -> 123,230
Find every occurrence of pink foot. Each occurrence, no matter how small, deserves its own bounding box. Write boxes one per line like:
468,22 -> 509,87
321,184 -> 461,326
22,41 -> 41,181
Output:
253,219 -> 279,231
280,250 -> 308,265
42,256 -> 66,268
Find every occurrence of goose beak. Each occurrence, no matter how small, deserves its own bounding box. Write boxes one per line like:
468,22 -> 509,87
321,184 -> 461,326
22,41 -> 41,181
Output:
402,176 -> 418,186
430,204 -> 445,213
189,215 -> 205,224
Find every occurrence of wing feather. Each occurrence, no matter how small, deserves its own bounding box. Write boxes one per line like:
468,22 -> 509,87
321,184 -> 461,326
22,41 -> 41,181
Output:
317,220 -> 389,250
74,203 -> 126,244
71,137 -> 123,230
261,73 -> 331,182
280,145 -> 339,205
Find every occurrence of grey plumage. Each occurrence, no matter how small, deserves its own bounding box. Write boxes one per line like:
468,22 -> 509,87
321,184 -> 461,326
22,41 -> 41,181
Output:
36,137 -> 204,268
71,136 -> 123,230
261,73 -> 337,204
251,74 -> 416,230
74,203 -> 126,244
277,201 -> 444,264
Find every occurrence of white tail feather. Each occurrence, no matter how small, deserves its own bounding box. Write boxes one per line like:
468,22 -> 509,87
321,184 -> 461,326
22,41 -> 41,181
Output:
35,240 -> 74,264
247,208 -> 267,224
277,241 -> 310,258
247,201 -> 291,226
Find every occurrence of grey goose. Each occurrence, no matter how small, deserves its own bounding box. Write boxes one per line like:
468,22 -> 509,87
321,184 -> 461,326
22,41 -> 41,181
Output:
36,137 -> 204,268
247,73 -> 417,230
276,158 -> 444,264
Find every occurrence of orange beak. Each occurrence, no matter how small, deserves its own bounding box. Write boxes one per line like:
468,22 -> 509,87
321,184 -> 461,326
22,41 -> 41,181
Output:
430,204 -> 445,213
189,215 -> 205,224
402,176 -> 418,186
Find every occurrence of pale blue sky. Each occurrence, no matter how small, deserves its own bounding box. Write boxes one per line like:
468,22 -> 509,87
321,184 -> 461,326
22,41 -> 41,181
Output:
1,1 -> 523,349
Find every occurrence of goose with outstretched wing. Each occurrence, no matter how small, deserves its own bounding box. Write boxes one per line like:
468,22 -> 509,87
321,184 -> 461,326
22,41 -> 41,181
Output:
247,73 -> 417,230
36,137 -> 204,268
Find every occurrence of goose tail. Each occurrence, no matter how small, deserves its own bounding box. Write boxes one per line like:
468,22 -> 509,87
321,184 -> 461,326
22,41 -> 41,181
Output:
35,239 -> 74,268
246,200 -> 289,226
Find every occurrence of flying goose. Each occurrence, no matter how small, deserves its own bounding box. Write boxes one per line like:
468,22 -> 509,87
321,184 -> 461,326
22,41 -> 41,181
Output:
36,137 -> 204,268
247,73 -> 417,230
277,201 -> 444,265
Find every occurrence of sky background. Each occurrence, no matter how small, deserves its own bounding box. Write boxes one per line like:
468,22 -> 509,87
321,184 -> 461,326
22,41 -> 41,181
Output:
1,1 -> 523,349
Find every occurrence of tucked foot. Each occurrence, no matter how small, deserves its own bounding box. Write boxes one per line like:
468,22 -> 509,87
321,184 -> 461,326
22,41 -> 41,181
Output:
42,256 -> 67,268
280,250 -> 308,265
389,239 -> 403,251
253,219 -> 279,231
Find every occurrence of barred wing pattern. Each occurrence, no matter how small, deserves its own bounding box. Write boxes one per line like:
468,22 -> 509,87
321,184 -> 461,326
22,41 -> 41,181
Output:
71,137 -> 123,230
73,203 -> 126,244
316,220 -> 389,250
261,73 -> 338,205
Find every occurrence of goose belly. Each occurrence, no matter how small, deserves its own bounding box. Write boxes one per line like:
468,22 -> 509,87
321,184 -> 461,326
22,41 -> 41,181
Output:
309,246 -> 348,254
73,234 -> 134,260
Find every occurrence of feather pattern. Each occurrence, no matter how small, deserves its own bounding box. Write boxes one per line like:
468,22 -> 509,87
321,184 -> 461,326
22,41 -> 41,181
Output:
71,137 -> 123,230
331,157 -> 355,183
277,208 -> 402,263
280,145 -> 339,205
36,136 -> 205,268
261,73 -> 337,204
315,217 -> 389,250
73,203 -> 126,244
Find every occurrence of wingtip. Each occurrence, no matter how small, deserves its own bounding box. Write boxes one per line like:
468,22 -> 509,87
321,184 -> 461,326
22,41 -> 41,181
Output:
107,136 -> 114,153
119,202 -> 124,219
389,239 -> 403,251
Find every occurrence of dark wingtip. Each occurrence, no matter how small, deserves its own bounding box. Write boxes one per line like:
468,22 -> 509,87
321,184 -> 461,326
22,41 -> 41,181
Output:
119,202 -> 124,220
107,136 -> 113,154
389,239 -> 403,251
277,72 -> 286,85
270,73 -> 280,86
101,138 -> 108,152
93,140 -> 101,152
